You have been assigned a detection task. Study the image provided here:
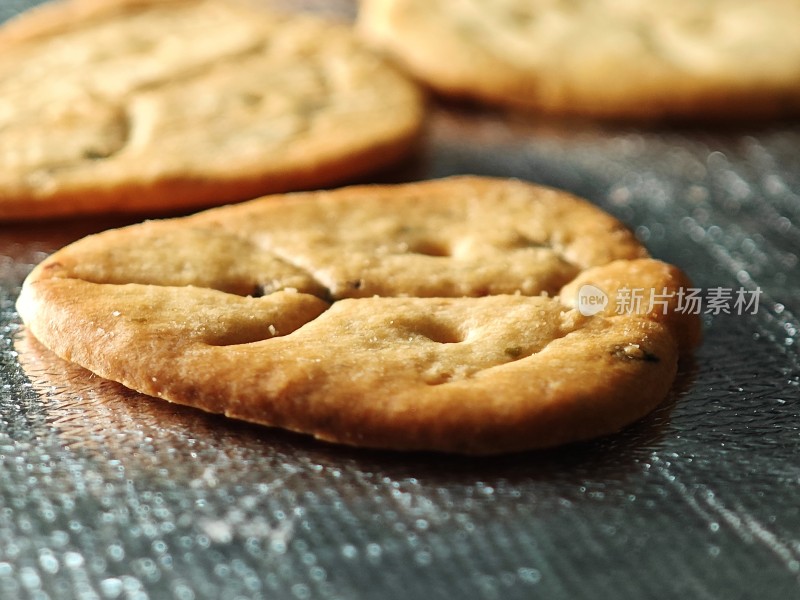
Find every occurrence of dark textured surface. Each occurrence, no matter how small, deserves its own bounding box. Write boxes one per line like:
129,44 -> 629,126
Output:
2,1 -> 800,599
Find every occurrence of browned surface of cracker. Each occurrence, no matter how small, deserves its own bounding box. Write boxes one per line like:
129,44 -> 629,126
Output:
358,0 -> 800,119
0,0 -> 424,220
17,177 -> 700,454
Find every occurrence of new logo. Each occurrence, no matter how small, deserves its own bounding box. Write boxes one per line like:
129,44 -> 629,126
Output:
577,284 -> 608,316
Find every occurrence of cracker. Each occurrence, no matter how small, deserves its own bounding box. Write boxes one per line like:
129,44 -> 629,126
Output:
358,0 -> 800,119
0,0 -> 424,220
17,177 -> 700,454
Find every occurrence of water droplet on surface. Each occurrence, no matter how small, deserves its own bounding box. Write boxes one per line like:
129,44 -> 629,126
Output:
99,577 -> 123,598
518,567 -> 542,584
63,551 -> 85,569
38,552 -> 59,574
291,583 -> 310,600
414,550 -> 432,566
366,543 -> 382,561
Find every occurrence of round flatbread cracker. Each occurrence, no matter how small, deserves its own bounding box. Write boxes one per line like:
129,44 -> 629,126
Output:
358,0 -> 800,119
17,177 -> 700,454
0,0 -> 424,220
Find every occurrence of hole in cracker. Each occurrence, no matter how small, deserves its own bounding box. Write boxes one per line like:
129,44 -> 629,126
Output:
407,240 -> 451,257
203,323 -> 282,347
82,148 -> 113,160
504,346 -> 524,359
239,92 -> 262,106
412,320 -> 464,344
512,235 -> 549,250
424,371 -> 454,385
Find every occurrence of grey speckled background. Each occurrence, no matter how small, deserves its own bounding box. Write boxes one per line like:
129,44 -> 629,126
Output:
1,2 -> 800,599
